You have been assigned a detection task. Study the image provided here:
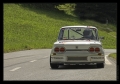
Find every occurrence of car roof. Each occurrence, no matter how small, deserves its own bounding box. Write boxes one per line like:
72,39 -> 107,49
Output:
61,26 -> 97,29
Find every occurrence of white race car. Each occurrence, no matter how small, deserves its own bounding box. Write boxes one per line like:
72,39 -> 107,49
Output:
50,26 -> 105,69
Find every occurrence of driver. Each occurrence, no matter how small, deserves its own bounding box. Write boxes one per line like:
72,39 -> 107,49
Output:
82,29 -> 94,39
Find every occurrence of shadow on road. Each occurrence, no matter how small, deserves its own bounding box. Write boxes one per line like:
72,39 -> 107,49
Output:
50,65 -> 103,70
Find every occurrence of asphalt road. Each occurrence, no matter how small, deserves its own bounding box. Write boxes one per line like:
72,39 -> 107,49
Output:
3,49 -> 117,81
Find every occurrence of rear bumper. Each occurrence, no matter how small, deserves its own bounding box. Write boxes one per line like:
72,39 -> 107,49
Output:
50,55 -> 105,64
51,61 -> 104,65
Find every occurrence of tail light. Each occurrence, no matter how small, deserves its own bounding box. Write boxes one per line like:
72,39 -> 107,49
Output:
54,47 -> 66,52
89,47 -> 94,52
60,47 -> 65,52
89,47 -> 100,53
54,47 -> 59,52
95,47 -> 100,52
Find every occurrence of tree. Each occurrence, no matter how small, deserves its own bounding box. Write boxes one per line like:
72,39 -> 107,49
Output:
74,3 -> 117,24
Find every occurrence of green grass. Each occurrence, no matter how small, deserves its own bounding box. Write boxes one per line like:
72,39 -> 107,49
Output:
4,3 -> 116,53
108,53 -> 116,59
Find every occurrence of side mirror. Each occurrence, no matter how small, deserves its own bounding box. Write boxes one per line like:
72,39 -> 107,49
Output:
99,36 -> 105,40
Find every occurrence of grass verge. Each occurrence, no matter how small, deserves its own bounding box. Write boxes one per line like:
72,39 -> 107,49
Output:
4,3 -> 116,53
108,53 -> 116,59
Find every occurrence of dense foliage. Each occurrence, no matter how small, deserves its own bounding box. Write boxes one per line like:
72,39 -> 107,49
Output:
19,3 -> 117,25
74,3 -> 117,24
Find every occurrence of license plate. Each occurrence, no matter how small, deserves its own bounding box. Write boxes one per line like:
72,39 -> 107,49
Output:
67,57 -> 87,61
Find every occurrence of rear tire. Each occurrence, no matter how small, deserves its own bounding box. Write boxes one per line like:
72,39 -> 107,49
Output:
97,63 -> 104,68
50,63 -> 59,69
50,56 -> 59,69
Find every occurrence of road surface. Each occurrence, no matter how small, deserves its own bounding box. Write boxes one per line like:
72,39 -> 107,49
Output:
4,49 -> 117,81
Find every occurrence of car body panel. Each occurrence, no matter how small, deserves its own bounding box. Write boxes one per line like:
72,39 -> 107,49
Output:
50,26 -> 105,68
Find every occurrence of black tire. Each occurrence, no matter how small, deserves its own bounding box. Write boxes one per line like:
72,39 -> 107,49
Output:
97,63 -> 104,68
50,56 -> 59,69
50,63 -> 59,69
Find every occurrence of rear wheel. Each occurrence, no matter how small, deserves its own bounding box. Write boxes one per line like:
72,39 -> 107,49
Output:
97,63 -> 104,68
50,63 -> 59,69
50,56 -> 59,69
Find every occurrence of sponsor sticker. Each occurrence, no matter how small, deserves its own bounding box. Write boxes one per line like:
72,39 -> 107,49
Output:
52,57 -> 63,59
91,57 -> 104,59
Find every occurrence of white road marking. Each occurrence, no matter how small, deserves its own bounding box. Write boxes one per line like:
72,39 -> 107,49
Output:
10,67 -> 21,71
30,60 -> 37,62
105,55 -> 112,65
42,56 -> 48,58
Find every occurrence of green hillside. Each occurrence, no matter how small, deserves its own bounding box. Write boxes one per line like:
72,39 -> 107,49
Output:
4,3 -> 116,53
